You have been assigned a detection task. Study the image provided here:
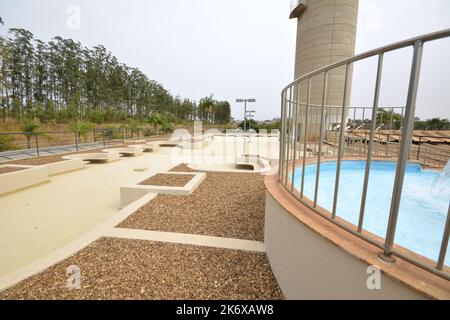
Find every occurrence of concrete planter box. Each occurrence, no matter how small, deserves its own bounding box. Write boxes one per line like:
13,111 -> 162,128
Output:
45,159 -> 87,176
235,155 -> 271,173
0,165 -> 49,195
63,152 -> 121,163
120,171 -> 205,207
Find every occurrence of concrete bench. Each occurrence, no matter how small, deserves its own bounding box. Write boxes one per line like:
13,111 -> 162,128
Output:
154,141 -> 182,148
102,147 -> 144,156
124,139 -> 147,144
63,152 -> 121,163
45,159 -> 87,175
128,144 -> 160,152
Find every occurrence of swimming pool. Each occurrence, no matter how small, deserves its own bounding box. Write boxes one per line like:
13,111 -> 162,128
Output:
293,160 -> 450,265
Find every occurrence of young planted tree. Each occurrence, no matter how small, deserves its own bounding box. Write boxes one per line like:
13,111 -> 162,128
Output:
125,118 -> 141,138
147,112 -> 162,135
69,121 -> 95,142
20,120 -> 40,148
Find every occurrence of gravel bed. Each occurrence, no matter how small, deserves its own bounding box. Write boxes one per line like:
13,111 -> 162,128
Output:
118,164 -> 266,241
139,173 -> 193,187
0,166 -> 28,174
169,163 -> 194,172
0,238 -> 283,300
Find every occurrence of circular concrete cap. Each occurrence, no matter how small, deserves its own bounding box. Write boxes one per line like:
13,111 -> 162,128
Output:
289,0 -> 306,19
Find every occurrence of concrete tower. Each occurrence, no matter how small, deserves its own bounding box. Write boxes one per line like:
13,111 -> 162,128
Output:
290,0 -> 359,139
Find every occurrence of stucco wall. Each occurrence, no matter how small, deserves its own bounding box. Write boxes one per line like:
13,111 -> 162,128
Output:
264,191 -> 426,299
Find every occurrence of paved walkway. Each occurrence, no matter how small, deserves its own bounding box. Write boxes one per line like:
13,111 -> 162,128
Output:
105,228 -> 265,252
0,142 -> 115,162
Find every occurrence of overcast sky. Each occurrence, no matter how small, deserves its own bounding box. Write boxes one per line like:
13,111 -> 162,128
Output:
0,0 -> 449,120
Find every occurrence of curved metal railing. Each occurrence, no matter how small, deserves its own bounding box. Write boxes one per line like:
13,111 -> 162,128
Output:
278,28 -> 450,280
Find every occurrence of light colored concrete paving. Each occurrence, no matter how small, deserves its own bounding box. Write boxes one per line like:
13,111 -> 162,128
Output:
0,192 -> 157,292
0,135 -> 279,277
0,152 -> 180,276
105,228 -> 265,252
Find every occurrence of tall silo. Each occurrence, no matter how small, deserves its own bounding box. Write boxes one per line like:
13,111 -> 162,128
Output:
290,0 -> 359,140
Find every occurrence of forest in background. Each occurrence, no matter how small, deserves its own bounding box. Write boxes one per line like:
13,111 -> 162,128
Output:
0,27 -> 232,129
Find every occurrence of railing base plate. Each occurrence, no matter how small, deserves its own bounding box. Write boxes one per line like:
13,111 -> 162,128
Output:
378,252 -> 397,264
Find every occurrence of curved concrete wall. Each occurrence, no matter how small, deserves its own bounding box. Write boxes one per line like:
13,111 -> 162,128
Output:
264,191 -> 426,299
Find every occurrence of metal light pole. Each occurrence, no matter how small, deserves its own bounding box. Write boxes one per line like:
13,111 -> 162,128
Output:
246,110 -> 255,136
236,98 -> 256,155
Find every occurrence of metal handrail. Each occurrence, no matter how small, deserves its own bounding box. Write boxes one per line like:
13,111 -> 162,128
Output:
0,128 -> 123,135
0,127 -> 141,160
283,28 -> 450,92
278,28 -> 450,280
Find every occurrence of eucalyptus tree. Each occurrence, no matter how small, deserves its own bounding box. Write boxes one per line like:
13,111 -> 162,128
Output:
8,28 -> 35,119
0,26 -> 231,126
215,101 -> 231,124
198,95 -> 214,123
0,35 -> 10,122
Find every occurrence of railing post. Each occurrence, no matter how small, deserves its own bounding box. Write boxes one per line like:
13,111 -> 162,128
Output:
332,63 -> 350,218
358,53 -> 384,232
398,107 -> 404,157
35,133 -> 40,157
300,78 -> 311,199
417,136 -> 422,160
74,132 -> 79,152
386,107 -> 394,156
313,71 -> 328,207
381,40 -> 424,262
437,205 -> 450,270
290,84 -> 300,192
278,91 -> 286,181
285,88 -> 293,185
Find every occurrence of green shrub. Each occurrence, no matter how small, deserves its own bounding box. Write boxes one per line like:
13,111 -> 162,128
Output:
69,121 -> 95,142
102,125 -> 122,141
0,134 -> 15,152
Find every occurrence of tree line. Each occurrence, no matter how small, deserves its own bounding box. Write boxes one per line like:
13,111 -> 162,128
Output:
348,109 -> 450,131
0,27 -> 231,125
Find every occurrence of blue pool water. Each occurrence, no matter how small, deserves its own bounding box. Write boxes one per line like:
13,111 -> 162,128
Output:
293,160 -> 450,265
